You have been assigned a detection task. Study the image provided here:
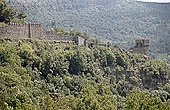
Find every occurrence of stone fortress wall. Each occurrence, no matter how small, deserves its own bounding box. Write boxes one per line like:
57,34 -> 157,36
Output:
129,39 -> 150,55
0,23 -> 150,55
29,23 -> 44,39
0,23 -> 29,39
0,23 -> 84,45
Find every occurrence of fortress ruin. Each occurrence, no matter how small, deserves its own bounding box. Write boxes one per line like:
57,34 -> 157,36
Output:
0,23 -> 150,55
0,23 -> 85,45
129,39 -> 150,55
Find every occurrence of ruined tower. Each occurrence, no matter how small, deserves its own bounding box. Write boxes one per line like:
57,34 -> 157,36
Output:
130,39 -> 149,55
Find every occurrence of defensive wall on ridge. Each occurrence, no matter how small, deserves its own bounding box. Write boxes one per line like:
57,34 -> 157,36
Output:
0,23 -> 150,55
129,39 -> 150,55
0,23 -> 29,39
0,23 -> 84,45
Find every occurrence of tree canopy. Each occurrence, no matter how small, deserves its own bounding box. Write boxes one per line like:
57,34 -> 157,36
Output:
0,0 -> 26,23
0,38 -> 169,110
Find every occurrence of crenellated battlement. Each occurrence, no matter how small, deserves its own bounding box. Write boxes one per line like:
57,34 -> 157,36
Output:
0,22 -> 150,51
129,39 -> 150,55
29,23 -> 42,27
0,23 -> 86,46
135,39 -> 149,48
8,23 -> 28,26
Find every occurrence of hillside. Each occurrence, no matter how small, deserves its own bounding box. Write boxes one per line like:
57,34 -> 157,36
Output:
8,0 -> 170,63
0,38 -> 170,110
1,1 -> 170,110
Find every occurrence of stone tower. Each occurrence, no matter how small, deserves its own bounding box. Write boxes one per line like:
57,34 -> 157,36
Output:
130,39 -> 149,55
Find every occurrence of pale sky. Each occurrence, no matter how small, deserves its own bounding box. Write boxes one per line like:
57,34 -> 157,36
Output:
137,0 -> 170,3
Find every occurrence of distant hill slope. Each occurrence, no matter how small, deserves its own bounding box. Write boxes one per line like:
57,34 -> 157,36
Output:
8,0 -> 170,63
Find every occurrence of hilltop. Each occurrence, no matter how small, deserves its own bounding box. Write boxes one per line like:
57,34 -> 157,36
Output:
8,0 -> 170,64
0,1 -> 170,109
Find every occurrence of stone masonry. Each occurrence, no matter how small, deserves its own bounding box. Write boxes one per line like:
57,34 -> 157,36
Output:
0,23 -> 150,53
0,23 -> 85,46
129,39 -> 150,55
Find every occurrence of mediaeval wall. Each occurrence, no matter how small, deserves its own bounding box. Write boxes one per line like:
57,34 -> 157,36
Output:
0,23 -> 86,45
130,39 -> 150,55
131,46 -> 149,55
29,24 -> 45,39
45,31 -> 75,42
0,23 -> 29,39
73,36 -> 85,45
0,23 -> 150,51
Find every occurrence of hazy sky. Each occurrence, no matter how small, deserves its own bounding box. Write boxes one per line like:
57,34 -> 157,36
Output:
137,0 -> 170,2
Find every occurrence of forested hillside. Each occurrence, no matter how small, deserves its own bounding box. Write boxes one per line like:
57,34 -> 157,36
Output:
0,38 -> 170,110
8,0 -> 170,63
1,1 -> 170,110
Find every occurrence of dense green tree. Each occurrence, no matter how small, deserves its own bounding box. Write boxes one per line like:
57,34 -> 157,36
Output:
0,38 -> 170,110
0,0 -> 16,23
140,60 -> 169,89
77,84 -> 116,110
16,11 -> 27,21
125,91 -> 170,110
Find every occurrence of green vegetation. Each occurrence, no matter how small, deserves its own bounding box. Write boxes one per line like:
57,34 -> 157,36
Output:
0,0 -> 26,23
0,38 -> 170,110
9,0 -> 170,63
0,0 -> 170,109
48,27 -> 92,40
125,91 -> 170,110
0,0 -> 16,23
